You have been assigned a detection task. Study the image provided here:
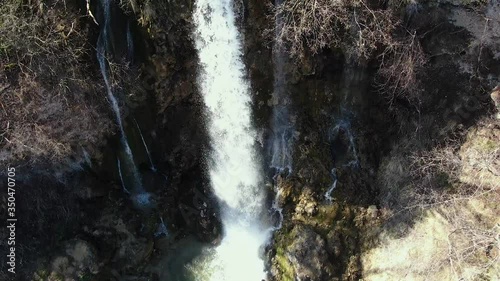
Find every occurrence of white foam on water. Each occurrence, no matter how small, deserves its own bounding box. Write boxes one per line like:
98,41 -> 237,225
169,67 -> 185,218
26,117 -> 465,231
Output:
192,0 -> 270,280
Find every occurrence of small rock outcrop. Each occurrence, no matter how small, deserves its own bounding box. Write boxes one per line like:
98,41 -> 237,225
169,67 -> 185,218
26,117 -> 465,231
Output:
287,225 -> 334,281
33,239 -> 99,281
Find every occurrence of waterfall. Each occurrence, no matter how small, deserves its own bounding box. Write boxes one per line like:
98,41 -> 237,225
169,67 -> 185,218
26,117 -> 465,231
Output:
192,0 -> 270,280
117,158 -> 131,194
330,115 -> 359,169
82,148 -> 92,168
269,0 -> 293,174
268,0 -> 291,231
323,116 -> 359,201
133,118 -> 156,171
97,37 -> 142,194
271,174 -> 284,230
155,217 -> 169,238
97,0 -> 150,207
270,108 -> 294,173
322,66 -> 365,202
324,168 -> 338,202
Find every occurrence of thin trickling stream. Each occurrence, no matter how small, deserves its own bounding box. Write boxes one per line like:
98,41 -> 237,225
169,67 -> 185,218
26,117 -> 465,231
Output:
97,0 -> 150,207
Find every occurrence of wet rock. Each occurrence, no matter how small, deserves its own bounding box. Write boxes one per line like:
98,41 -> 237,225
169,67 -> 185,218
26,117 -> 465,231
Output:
71,174 -> 109,200
108,219 -> 151,268
35,239 -> 99,281
326,230 -> 342,258
366,205 -> 378,219
84,211 -> 155,272
299,54 -> 318,76
345,255 -> 361,280
287,225 -> 334,281
275,176 -> 294,206
294,188 -> 318,217
178,183 -> 222,243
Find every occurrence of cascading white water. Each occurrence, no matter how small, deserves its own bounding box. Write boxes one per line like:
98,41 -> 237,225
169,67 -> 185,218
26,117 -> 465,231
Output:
192,0 -> 270,280
270,109 -> 294,172
324,168 -> 338,202
82,148 -> 92,168
271,175 -> 284,230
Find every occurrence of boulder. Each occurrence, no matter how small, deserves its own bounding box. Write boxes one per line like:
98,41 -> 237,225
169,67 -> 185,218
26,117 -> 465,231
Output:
34,239 -> 99,281
286,225 -> 334,281
294,188 -> 318,217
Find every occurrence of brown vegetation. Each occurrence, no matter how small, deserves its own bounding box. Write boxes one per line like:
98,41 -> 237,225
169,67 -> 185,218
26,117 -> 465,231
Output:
269,0 -> 426,101
376,32 -> 426,104
0,0 -> 112,169
410,118 -> 499,206
371,118 -> 499,280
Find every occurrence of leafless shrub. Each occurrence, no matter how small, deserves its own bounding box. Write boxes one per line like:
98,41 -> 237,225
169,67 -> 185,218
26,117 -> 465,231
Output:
376,32 -> 426,103
108,60 -> 146,107
0,0 -> 112,169
443,206 -> 499,280
270,0 -> 398,58
410,140 -> 462,187
270,0 -> 347,58
348,0 -> 398,58
269,0 -> 426,101
372,121 -> 499,280
410,119 -> 499,199
403,120 -> 500,278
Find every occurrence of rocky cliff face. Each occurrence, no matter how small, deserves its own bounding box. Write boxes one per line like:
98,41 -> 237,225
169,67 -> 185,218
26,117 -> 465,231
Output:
1,0 -> 498,280
242,1 -> 499,281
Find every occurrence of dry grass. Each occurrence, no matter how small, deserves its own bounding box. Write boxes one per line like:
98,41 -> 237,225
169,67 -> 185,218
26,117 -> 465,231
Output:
363,199 -> 499,281
370,118 -> 500,280
0,0 -> 112,169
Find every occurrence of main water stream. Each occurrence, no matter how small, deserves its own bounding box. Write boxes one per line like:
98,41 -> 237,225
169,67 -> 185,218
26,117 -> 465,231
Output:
186,0 -> 271,280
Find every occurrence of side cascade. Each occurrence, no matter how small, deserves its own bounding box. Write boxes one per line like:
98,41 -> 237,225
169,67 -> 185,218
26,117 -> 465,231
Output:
324,66 -> 365,202
191,0 -> 270,280
134,118 -> 156,172
269,0 -> 294,174
96,0 -> 151,208
269,0 -> 293,230
324,116 -> 360,202
324,168 -> 338,203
